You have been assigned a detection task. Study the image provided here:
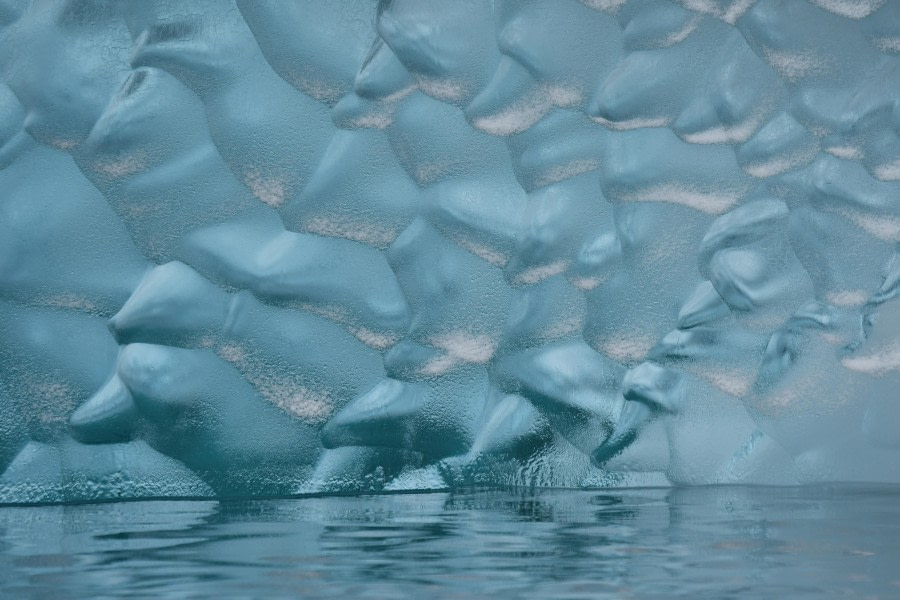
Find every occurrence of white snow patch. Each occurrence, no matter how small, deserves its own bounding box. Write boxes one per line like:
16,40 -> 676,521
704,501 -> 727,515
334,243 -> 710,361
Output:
243,169 -> 287,208
451,236 -> 509,267
23,377 -> 74,426
294,301 -> 350,325
416,330 -> 500,374
472,85 -> 582,137
872,36 -> 900,53
621,184 -> 742,214
679,0 -> 720,13
681,116 -> 763,145
678,0 -> 756,24
821,332 -> 846,345
546,85 -> 583,107
595,333 -> 656,363
261,382 -> 334,423
382,465 -> 448,491
535,159 -> 601,188
570,275 -> 604,291
217,343 -> 334,424
348,326 -> 398,350
303,215 -> 398,248
721,0 -> 756,24
762,48 -> 825,81
590,115 -> 671,131
290,76 -> 344,105
836,208 -> 900,242
873,159 -> 900,181
662,15 -> 703,46
93,153 -> 148,178
420,352 -> 459,376
579,0 -> 627,12
825,289 -> 868,308
48,138 -> 78,150
704,368 -> 754,398
383,85 -> 417,104
38,293 -> 101,313
347,111 -> 394,130
826,145 -> 864,160
540,315 -> 584,342
808,0 -> 884,19
512,260 -> 569,285
429,330 -> 498,364
474,100 -> 548,137
415,77 -> 466,103
414,162 -> 450,186
217,343 -> 248,366
842,342 -> 900,375
743,149 -> 819,178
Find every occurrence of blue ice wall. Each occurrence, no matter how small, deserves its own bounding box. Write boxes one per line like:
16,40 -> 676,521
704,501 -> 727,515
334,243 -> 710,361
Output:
0,0 -> 898,503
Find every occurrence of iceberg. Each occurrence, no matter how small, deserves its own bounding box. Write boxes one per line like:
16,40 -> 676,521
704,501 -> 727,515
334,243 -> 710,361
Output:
1,0 -> 899,502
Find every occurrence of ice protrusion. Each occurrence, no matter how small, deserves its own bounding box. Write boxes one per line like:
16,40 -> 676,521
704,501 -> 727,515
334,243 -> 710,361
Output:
673,28 -> 784,146
284,128 -> 420,248
0,0 -> 133,148
468,0 -> 622,136
387,219 -> 513,357
739,0 -> 885,134
588,18 -> 732,130
424,176 -> 526,268
106,261 -> 386,428
332,37 -> 416,130
748,301 -> 864,457
465,391 -> 551,461
654,196 -> 813,399
467,58 -> 576,137
494,339 -> 624,458
180,218 -> 411,346
376,0 -> 501,108
129,0 -> 333,209
236,0 -> 374,106
785,156 -> 900,305
69,375 -> 139,445
500,276 -> 586,354
568,230 -> 623,291
601,128 -> 752,215
736,112 -> 819,178
322,368 -> 488,459
699,197 -> 812,316
591,361 -> 684,469
0,302 -> 121,445
505,174 -> 614,286
677,282 -> 732,329
82,66 -> 268,264
108,261 -> 231,347
115,343 -> 320,494
619,3 -> 701,51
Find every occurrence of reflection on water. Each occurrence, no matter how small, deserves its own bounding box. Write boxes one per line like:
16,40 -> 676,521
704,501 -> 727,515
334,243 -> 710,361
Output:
0,486 -> 898,598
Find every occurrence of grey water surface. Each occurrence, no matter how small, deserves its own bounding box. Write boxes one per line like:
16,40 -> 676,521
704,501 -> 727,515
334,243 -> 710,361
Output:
0,485 -> 897,599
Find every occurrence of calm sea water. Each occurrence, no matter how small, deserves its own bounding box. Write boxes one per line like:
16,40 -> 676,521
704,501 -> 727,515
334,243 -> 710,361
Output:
0,485 -> 897,599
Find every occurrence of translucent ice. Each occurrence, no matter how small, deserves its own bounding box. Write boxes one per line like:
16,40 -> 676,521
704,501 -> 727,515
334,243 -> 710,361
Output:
2,0 -> 900,503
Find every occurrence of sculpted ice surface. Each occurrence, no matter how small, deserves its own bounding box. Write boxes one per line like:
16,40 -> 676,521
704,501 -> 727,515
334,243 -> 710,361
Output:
0,0 -> 898,503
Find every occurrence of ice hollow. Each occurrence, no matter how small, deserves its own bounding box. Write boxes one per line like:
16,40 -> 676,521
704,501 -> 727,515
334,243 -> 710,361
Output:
1,0 -> 900,503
